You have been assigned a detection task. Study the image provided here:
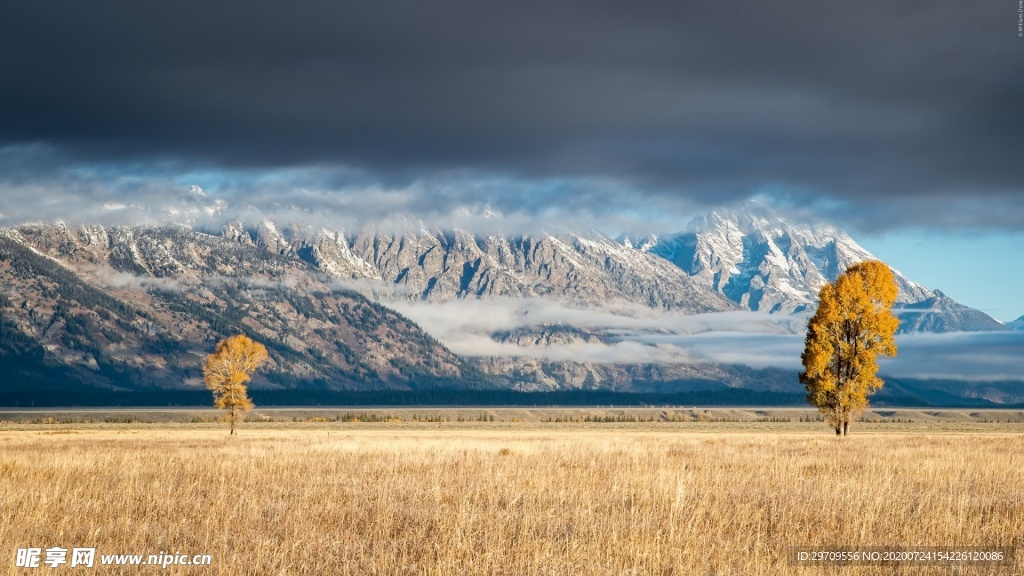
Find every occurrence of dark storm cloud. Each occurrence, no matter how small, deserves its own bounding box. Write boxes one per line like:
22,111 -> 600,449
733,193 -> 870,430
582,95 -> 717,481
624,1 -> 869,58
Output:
0,0 -> 1022,228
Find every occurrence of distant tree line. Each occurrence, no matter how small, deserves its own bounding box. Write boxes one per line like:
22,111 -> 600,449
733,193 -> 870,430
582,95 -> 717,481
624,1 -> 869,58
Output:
0,387 -> 962,408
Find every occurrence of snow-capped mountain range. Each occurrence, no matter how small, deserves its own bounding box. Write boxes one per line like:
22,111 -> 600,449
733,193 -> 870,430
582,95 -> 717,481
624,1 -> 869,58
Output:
45,185 -> 1014,333
623,207 -> 931,313
621,206 -> 1006,332
0,224 -> 470,393
224,221 -> 737,314
222,204 -> 1005,333
0,204 -> 1016,402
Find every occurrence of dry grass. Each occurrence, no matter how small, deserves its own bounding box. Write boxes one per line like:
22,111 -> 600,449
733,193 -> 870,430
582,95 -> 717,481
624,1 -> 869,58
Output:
1,424 -> 1022,575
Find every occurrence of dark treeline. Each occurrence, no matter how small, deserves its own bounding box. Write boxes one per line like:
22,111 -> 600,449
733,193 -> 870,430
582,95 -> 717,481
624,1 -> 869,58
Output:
0,387 -> 981,408
0,388 -> 802,407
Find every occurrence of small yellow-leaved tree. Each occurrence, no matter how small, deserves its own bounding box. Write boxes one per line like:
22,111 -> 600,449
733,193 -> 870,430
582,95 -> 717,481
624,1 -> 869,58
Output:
203,334 -> 268,435
800,260 -> 900,436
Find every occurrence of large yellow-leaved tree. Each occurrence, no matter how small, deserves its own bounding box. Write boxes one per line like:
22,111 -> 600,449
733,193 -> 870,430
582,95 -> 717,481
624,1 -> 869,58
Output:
800,260 -> 900,436
203,334 -> 268,435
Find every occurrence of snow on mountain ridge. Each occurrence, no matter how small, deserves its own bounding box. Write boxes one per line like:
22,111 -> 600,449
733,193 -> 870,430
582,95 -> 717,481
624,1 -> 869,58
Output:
214,221 -> 737,313
209,204 -> 1003,333
631,204 -> 933,314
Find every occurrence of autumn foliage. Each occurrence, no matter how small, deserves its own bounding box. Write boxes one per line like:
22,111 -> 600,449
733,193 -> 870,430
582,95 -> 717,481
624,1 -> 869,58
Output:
800,261 -> 900,436
203,334 -> 268,434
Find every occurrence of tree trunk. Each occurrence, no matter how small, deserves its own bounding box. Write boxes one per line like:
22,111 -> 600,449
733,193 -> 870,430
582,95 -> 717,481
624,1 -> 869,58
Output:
843,421 -> 849,436
835,425 -> 842,436
230,408 -> 236,435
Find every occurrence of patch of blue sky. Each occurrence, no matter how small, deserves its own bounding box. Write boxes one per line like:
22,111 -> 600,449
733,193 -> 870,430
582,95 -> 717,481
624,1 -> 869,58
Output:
859,229 -> 1024,323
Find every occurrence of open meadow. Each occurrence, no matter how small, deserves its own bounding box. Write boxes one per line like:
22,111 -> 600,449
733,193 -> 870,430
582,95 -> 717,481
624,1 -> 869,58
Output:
2,412 -> 1023,575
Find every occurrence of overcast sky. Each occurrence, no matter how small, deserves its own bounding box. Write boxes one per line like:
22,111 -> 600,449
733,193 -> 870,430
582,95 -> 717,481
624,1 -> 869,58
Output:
1,0 -> 1022,317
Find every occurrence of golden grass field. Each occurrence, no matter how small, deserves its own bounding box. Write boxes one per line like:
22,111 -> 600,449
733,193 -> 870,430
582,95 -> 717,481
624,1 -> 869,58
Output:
2,414 -> 1023,575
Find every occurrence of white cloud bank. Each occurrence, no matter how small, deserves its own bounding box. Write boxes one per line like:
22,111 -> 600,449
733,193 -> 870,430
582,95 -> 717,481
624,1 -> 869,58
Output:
392,297 -> 1024,381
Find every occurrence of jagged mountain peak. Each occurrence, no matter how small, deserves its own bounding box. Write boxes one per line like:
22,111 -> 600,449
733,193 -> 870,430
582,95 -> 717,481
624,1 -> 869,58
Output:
893,291 -> 1007,333
609,206 -> 1002,332
616,232 -> 659,251
630,206 -> 934,313
687,203 -> 854,253
688,201 -> 783,232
